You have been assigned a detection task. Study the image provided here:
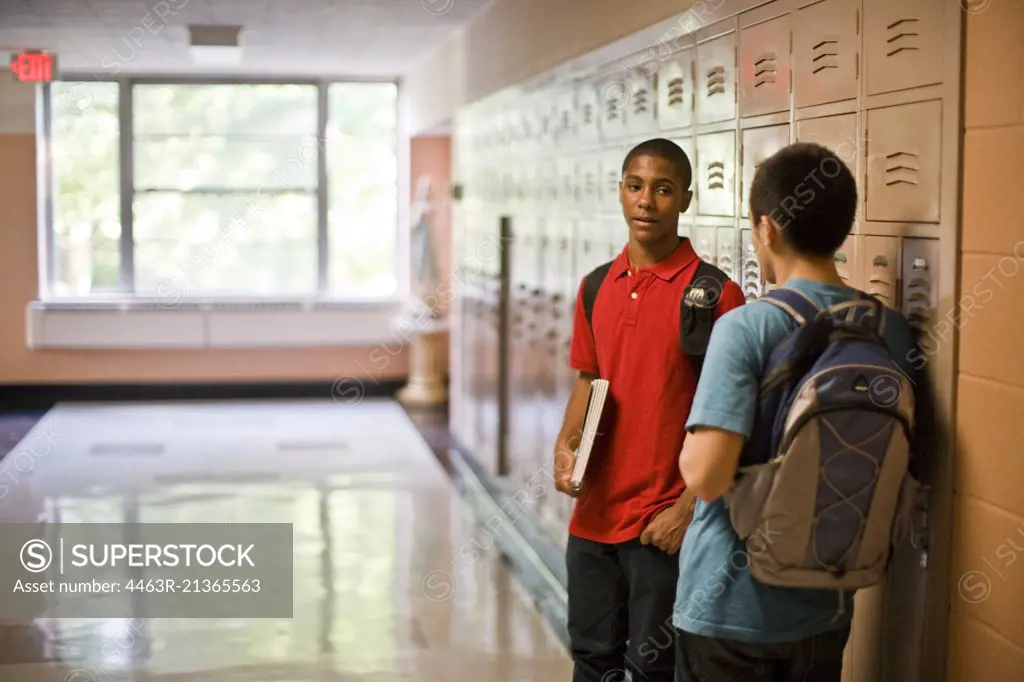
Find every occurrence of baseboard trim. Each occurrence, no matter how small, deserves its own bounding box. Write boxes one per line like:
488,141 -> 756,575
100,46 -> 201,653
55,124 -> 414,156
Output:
447,439 -> 570,650
0,379 -> 406,411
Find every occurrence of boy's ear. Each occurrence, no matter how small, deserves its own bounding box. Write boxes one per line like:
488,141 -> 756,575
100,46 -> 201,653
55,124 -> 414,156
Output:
679,189 -> 693,214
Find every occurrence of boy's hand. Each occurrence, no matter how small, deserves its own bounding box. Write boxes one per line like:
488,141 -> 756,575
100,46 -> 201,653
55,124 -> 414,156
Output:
553,445 -> 581,498
640,497 -> 696,554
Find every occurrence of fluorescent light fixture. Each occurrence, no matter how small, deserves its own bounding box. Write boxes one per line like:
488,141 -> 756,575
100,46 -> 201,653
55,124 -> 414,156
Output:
188,25 -> 243,65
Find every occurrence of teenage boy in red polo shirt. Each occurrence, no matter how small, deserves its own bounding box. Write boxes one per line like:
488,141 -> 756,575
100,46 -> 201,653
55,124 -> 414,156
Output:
553,138 -> 745,682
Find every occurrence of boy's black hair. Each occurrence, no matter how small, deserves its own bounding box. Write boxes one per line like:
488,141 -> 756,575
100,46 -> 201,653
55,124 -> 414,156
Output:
621,138 -> 693,188
748,142 -> 857,258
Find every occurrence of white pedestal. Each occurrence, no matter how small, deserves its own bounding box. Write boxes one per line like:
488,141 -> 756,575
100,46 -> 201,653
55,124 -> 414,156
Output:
397,314 -> 449,408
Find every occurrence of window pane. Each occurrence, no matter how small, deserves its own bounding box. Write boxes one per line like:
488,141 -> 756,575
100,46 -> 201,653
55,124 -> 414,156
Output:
132,84 -> 319,296
50,81 -> 121,295
134,192 -> 317,297
327,83 -> 398,297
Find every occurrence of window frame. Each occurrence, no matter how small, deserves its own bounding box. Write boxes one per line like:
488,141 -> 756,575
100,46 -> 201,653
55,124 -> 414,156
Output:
41,74 -> 408,304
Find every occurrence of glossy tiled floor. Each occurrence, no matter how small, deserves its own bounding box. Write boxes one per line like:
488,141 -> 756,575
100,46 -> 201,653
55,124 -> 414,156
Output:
0,399 -> 572,681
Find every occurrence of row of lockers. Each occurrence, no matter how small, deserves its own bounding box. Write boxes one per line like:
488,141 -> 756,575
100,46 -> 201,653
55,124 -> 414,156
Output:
460,101 -> 943,229
457,0 -> 947,156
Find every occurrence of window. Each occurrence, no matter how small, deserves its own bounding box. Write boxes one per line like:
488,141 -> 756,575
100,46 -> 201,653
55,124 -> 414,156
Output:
44,79 -> 401,301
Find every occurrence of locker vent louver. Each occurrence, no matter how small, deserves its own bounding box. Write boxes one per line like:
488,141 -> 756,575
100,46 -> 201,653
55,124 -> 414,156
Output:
667,77 -> 685,106
707,161 -> 726,190
884,151 -> 919,186
906,257 -> 933,331
754,54 -> 777,87
582,104 -> 594,125
886,18 -> 921,57
633,85 -> 650,114
707,66 -> 727,96
811,39 -> 840,73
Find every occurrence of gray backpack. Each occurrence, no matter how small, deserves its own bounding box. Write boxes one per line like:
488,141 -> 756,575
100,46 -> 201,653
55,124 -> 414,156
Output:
722,288 -> 921,607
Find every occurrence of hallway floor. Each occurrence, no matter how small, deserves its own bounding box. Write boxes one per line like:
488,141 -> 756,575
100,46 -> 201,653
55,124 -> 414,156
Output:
0,398 -> 572,681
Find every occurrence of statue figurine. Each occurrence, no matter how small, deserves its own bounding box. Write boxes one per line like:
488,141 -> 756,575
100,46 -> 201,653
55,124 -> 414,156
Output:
409,175 -> 442,317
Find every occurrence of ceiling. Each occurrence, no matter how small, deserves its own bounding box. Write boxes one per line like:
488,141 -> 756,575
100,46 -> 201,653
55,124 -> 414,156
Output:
0,0 -> 491,77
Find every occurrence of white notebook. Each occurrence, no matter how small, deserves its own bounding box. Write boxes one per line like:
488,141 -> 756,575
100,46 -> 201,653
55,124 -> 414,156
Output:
570,379 -> 610,491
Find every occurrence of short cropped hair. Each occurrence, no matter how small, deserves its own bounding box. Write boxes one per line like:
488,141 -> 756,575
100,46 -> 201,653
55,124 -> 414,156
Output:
621,138 -> 693,188
748,142 -> 857,258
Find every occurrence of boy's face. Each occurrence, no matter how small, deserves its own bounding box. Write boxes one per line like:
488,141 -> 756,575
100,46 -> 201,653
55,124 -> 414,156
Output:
619,155 -> 691,246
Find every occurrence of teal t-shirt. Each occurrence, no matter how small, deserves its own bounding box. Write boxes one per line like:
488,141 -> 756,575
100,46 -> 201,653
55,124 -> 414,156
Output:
672,278 -> 916,644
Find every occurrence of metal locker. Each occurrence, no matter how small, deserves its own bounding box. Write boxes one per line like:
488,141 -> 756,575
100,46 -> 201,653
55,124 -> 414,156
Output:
901,237 -> 941,336
696,131 -> 737,217
579,153 -> 602,217
834,233 -> 863,289
865,101 -> 942,224
626,69 -> 657,136
599,75 -> 630,142
601,149 -> 623,213
863,0 -> 944,97
795,112 -> 858,173
576,80 -> 602,144
740,228 -> 763,301
738,12 -> 792,118
693,226 -> 718,265
741,123 -> 791,217
862,235 -> 899,309
657,50 -> 695,131
554,89 -> 578,146
558,157 -> 579,212
696,30 -> 738,125
716,226 -> 738,280
671,136 -> 698,217
792,0 -> 859,109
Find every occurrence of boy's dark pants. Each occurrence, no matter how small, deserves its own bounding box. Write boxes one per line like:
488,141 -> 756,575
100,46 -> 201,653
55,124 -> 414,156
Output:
674,625 -> 850,682
567,533 -> 679,682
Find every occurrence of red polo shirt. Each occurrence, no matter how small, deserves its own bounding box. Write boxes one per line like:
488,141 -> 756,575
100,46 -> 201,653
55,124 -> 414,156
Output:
568,237 -> 746,544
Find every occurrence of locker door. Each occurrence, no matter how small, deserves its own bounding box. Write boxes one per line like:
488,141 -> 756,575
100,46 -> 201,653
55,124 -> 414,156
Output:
792,0 -> 859,109
692,226 -> 717,265
716,227 -> 738,281
741,124 -> 791,218
601,149 -> 622,213
696,30 -> 738,124
696,131 -> 737,217
738,12 -> 792,118
626,69 -> 657,137
577,80 -> 601,145
658,49 -> 695,131
834,234 -> 863,289
865,101 -> 943,224
863,0 -> 944,97
862,236 -> 899,309
670,136 -> 697,219
579,153 -> 601,218
600,76 -> 629,142
740,228 -> 763,301
901,238 -> 941,337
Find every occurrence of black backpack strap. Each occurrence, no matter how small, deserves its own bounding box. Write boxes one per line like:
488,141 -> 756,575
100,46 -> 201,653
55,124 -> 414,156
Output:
582,260 -> 614,332
680,260 -> 732,379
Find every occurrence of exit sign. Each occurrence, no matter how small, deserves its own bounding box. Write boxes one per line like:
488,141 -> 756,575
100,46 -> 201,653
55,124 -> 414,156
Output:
10,50 -> 56,83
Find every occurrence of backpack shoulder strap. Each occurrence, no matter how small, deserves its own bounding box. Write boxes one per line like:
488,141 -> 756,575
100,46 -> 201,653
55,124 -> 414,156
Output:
680,259 -> 732,379
758,287 -> 821,325
582,260 -> 614,332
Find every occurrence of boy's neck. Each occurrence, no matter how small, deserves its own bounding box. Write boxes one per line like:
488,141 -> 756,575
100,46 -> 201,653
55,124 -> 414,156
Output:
628,234 -> 680,269
773,254 -> 847,288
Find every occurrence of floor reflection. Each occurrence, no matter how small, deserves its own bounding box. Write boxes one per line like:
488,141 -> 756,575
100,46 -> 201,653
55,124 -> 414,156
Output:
0,399 -> 571,681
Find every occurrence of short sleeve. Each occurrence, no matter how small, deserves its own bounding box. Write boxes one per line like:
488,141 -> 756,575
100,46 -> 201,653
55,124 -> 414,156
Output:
569,279 -> 599,375
715,279 -> 746,321
685,308 -> 763,439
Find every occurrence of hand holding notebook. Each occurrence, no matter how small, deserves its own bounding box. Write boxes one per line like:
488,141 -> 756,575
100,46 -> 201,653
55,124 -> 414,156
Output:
570,379 -> 609,492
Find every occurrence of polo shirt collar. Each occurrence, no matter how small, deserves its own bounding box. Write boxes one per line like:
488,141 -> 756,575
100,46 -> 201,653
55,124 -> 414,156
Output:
613,237 -> 699,282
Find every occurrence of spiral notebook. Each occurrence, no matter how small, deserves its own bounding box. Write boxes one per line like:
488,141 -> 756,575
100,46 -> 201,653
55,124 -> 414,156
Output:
570,379 -> 610,491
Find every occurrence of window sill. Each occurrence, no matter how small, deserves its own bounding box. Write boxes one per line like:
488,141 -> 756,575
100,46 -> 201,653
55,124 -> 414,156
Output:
25,297 -> 419,349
